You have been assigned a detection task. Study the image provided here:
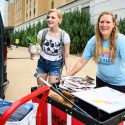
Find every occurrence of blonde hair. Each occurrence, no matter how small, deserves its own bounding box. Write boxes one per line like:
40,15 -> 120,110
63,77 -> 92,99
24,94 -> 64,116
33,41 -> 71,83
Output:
93,11 -> 118,63
47,8 -> 63,24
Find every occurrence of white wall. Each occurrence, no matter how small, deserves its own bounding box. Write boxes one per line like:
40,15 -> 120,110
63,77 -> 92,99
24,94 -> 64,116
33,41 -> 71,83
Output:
90,0 -> 125,24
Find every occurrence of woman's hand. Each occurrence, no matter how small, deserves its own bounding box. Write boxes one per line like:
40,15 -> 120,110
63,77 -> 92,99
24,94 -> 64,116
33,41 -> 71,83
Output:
30,54 -> 35,60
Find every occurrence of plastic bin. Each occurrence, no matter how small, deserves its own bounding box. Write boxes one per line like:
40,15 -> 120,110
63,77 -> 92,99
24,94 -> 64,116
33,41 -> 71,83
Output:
0,85 -> 50,125
5,103 -> 38,125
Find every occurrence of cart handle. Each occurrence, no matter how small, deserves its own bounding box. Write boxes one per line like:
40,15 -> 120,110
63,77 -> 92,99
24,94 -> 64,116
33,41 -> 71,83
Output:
34,73 -> 96,120
0,85 -> 50,125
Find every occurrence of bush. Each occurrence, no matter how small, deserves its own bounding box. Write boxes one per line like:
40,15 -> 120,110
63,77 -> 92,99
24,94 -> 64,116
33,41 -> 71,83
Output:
118,18 -> 125,35
60,11 -> 95,54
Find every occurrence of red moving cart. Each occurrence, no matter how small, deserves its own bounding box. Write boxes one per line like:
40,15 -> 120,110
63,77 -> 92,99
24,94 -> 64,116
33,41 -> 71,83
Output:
0,85 -> 50,125
31,96 -> 125,125
31,74 -> 125,125
0,85 -> 125,125
0,74 -> 125,125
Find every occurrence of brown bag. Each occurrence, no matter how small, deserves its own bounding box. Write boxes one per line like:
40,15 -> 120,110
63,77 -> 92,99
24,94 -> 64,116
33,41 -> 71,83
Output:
49,90 -> 75,108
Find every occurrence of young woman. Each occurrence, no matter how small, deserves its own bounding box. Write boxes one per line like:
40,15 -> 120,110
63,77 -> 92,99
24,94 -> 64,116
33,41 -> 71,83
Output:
31,8 -> 71,86
69,11 -> 125,93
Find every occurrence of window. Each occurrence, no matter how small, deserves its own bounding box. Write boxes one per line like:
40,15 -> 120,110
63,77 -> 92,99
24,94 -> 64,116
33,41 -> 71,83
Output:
81,6 -> 89,13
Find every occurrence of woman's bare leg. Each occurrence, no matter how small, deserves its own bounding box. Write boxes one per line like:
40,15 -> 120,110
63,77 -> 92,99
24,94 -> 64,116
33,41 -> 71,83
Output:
48,75 -> 60,85
37,72 -> 48,85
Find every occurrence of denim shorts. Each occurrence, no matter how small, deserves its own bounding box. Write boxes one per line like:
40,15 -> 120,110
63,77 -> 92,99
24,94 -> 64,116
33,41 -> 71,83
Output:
36,56 -> 63,76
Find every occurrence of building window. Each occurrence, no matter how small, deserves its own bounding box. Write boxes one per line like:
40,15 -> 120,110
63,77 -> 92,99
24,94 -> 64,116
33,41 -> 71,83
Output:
34,8 -> 35,15
81,6 -> 89,13
30,11 -> 31,16
72,7 -> 79,12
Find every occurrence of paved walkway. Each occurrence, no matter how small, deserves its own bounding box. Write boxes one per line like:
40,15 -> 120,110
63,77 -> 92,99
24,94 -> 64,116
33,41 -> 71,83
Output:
5,46 -> 97,101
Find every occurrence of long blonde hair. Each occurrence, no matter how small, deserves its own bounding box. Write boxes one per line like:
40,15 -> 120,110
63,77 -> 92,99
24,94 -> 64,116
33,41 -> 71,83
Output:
93,11 -> 118,63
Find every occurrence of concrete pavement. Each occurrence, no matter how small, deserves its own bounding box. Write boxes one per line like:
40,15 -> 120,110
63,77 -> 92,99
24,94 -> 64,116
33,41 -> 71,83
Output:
5,46 -> 97,101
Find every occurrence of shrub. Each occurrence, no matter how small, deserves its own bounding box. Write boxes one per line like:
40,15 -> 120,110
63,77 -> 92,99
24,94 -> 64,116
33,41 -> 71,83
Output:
60,11 -> 95,54
118,18 -> 125,35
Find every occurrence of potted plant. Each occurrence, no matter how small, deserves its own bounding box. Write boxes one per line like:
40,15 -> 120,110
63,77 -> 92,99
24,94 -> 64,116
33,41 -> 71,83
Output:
25,31 -> 41,59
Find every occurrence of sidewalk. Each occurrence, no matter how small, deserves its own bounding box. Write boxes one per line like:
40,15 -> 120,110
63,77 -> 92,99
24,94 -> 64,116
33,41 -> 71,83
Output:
5,46 -> 97,101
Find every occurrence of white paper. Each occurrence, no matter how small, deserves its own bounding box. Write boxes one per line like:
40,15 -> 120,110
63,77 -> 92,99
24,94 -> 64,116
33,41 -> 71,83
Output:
72,86 -> 125,114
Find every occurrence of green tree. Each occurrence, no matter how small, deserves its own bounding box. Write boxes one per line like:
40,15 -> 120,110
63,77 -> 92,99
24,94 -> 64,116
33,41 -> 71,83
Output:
118,18 -> 125,35
61,10 -> 94,54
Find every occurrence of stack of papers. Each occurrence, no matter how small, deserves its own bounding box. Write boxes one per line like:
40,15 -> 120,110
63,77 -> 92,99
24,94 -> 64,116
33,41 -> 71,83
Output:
59,76 -> 96,92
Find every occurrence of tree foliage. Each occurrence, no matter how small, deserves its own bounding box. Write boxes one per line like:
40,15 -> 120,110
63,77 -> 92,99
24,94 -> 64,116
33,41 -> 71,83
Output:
118,18 -> 125,34
60,11 -> 94,54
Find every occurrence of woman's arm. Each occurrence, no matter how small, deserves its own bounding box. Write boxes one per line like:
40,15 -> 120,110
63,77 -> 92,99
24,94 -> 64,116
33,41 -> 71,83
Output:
64,42 -> 70,75
69,58 -> 89,76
